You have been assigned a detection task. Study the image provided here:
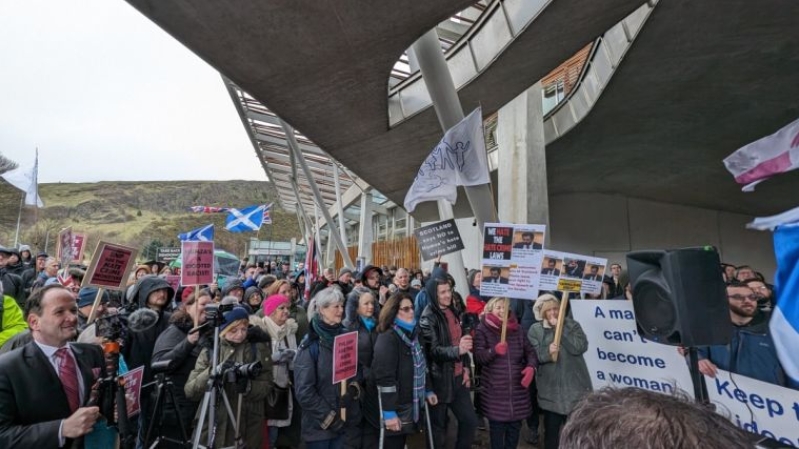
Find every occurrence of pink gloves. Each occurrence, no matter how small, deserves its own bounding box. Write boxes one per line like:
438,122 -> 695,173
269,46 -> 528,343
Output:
521,367 -> 535,388
494,342 -> 508,355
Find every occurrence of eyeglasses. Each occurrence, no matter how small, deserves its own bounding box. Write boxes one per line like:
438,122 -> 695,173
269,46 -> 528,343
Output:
728,294 -> 757,302
398,306 -> 414,313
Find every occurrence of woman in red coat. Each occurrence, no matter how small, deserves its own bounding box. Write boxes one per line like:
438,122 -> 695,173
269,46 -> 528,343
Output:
474,297 -> 538,449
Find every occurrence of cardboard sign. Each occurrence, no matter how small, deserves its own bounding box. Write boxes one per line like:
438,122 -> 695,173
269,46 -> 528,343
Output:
122,366 -> 145,417
540,250 -> 607,296
156,247 -> 182,263
414,219 -> 465,261
83,241 -> 139,290
705,369 -> 799,446
180,241 -> 215,286
570,301 -> 693,395
332,331 -> 359,384
57,227 -> 73,266
480,223 -> 545,300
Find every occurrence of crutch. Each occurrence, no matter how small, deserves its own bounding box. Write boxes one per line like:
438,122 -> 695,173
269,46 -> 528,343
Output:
424,400 -> 435,449
377,387 -> 386,449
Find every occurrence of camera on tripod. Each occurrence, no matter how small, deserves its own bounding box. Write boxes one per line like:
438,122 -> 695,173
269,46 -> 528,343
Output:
204,301 -> 236,328
215,360 -> 263,383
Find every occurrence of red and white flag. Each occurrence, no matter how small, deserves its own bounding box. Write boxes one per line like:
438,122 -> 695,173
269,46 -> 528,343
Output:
724,117 -> 799,191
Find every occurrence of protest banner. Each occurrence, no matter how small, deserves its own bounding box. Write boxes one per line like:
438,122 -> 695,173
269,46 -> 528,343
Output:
57,227 -> 73,266
156,246 -> 182,263
570,301 -> 693,394
540,250 -> 607,296
480,223 -> 545,300
122,366 -> 145,417
414,219 -> 464,261
180,241 -> 215,286
705,369 -> 799,447
83,241 -> 139,290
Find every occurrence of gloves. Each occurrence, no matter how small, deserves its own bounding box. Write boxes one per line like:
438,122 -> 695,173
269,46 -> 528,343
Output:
271,348 -> 297,364
494,342 -> 508,356
521,366 -> 535,389
341,382 -> 362,408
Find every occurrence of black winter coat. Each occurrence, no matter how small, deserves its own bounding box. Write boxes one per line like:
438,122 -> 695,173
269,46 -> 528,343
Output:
121,277 -> 174,385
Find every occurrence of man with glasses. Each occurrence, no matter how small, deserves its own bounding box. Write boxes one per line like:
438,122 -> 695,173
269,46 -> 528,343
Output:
696,281 -> 788,387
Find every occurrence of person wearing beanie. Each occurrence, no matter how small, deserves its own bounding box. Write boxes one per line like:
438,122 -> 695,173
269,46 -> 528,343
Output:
75,287 -> 110,333
258,274 -> 277,295
244,286 -> 264,314
186,304 -> 273,449
338,267 -> 353,285
527,293 -> 591,449
17,245 -> 33,268
222,278 -> 245,301
250,294 -> 300,447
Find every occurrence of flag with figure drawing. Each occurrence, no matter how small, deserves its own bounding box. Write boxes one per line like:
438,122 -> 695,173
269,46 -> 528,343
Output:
723,116 -> 799,191
404,107 -> 490,212
226,204 -> 267,232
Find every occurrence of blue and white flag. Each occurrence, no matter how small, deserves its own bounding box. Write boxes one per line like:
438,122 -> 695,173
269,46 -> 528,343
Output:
226,204 -> 266,232
771,224 -> 799,387
178,224 -> 214,242
404,107 -> 490,213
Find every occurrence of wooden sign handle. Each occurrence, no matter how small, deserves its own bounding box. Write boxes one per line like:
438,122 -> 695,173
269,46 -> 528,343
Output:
500,297 -> 510,344
551,291 -> 570,362
87,287 -> 105,326
340,381 -> 347,421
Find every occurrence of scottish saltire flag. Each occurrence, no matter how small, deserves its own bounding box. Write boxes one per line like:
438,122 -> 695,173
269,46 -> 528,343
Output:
404,107 -> 490,212
771,224 -> 799,387
724,116 -> 799,192
178,224 -> 214,242
226,204 -> 266,232
189,206 -> 229,213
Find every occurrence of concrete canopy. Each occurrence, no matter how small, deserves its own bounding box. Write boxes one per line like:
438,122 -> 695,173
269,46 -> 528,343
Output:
123,0 -> 642,217
546,0 -> 799,217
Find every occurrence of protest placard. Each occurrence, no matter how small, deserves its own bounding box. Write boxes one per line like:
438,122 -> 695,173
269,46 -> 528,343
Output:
480,223 -> 545,300
122,366 -> 145,417
70,233 -> 86,263
180,241 -> 215,286
570,301 -> 693,395
332,331 -> 359,384
83,241 -> 139,290
57,227 -> 73,266
156,247 -> 182,263
705,369 -> 799,447
540,250 -> 607,296
414,219 -> 464,261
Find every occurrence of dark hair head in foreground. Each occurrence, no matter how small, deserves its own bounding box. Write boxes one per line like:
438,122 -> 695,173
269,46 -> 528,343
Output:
559,387 -> 755,449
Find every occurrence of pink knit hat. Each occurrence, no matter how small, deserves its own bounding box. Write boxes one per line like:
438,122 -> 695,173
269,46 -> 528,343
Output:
263,294 -> 290,317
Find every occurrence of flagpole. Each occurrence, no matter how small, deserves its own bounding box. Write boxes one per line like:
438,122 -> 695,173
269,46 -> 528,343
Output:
13,192 -> 23,247
33,148 -> 39,225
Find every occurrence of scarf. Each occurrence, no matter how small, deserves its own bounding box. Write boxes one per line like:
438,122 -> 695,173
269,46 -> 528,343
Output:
360,316 -> 376,332
393,320 -> 426,422
485,312 -> 519,333
312,317 -> 342,346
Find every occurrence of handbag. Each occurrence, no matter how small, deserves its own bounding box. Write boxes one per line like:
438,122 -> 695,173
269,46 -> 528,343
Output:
265,384 -> 290,420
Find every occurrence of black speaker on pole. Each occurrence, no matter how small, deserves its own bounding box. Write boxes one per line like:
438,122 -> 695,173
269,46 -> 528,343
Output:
626,246 -> 731,347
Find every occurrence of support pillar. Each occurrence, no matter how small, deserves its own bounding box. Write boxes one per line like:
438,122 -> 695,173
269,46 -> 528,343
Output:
497,83 -> 550,245
358,191 -> 374,267
332,164 -> 348,246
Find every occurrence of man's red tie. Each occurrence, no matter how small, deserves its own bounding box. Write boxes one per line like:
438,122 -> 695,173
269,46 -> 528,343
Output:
56,347 -> 80,413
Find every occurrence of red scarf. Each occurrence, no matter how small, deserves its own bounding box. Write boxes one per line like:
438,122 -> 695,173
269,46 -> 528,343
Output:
485,312 -> 519,333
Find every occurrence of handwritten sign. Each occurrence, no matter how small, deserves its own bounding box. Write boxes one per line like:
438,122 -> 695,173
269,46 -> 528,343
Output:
480,223 -> 545,300
83,241 -> 138,290
122,366 -> 145,417
181,241 -> 215,286
332,331 -> 359,384
414,219 -> 464,261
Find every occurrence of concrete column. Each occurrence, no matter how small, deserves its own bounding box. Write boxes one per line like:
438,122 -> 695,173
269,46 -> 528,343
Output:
332,164 -> 348,246
358,191 -> 374,266
497,82 -> 550,244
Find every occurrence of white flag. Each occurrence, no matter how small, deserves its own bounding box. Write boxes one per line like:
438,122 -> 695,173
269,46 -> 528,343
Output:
404,107 -> 490,212
1,151 -> 43,207
723,116 -> 799,191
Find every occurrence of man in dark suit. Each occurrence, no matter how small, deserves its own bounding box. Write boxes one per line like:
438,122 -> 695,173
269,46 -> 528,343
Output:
0,284 -> 105,448
512,232 -> 543,250
483,267 -> 509,284
541,259 -> 561,276
583,265 -> 603,282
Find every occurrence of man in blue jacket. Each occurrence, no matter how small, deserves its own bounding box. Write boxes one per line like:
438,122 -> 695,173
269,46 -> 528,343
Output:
698,281 -> 789,388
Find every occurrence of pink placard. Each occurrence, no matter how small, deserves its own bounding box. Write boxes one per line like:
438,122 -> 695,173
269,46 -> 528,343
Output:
180,241 -> 215,286
122,366 -> 144,417
84,242 -> 138,290
332,331 -> 358,384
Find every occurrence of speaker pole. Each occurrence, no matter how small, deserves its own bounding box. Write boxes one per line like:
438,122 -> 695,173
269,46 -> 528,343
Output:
687,347 -> 708,403
551,291 -> 571,362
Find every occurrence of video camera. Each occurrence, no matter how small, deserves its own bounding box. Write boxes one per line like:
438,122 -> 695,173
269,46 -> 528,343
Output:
204,301 -> 236,328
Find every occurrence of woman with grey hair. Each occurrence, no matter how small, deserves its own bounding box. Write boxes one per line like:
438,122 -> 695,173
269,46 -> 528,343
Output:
294,287 -> 361,448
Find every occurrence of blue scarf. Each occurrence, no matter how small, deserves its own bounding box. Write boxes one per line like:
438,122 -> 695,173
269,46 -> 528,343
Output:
360,316 -> 376,332
393,321 -> 425,422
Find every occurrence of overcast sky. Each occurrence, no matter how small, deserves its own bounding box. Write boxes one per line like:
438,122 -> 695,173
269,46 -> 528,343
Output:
0,0 -> 266,183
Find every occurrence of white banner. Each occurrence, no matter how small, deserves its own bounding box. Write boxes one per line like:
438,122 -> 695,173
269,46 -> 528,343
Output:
705,370 -> 799,447
480,223 -> 545,300
571,301 -> 693,395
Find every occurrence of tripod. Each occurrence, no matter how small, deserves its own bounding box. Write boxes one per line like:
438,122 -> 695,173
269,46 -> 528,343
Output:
191,325 -> 243,449
144,372 -> 190,448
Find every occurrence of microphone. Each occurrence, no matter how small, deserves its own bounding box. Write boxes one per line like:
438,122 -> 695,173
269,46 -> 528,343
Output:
128,308 -> 159,332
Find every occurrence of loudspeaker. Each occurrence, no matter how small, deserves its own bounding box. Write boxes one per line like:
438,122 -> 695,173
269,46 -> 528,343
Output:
626,247 -> 731,347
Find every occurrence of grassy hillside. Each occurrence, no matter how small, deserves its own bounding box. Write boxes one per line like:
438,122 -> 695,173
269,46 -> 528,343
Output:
0,180 -> 300,261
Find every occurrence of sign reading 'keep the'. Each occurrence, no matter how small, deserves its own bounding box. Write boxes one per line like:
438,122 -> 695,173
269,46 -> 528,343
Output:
181,241 -> 215,286
332,331 -> 358,385
414,219 -> 464,261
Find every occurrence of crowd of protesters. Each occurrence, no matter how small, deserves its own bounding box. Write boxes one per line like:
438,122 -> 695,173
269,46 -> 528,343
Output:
0,240 -> 790,449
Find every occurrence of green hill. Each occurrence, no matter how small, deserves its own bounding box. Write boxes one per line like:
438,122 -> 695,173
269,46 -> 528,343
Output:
0,180 -> 300,261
